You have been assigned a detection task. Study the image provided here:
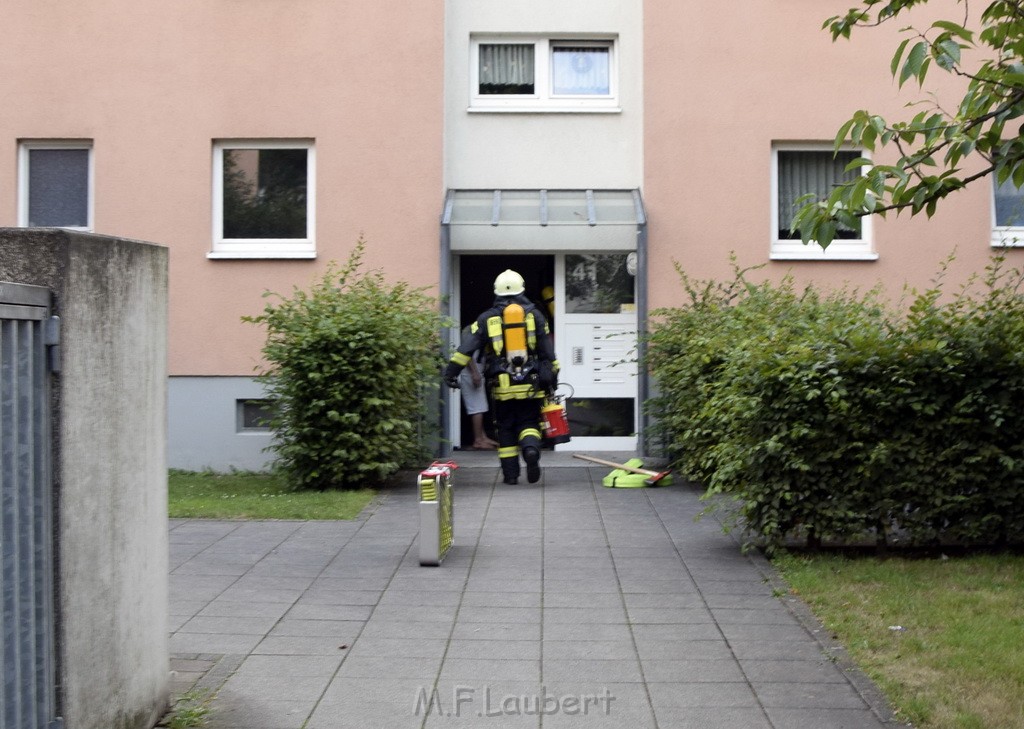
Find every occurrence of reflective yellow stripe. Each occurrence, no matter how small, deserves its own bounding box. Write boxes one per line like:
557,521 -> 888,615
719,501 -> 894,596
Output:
519,428 -> 542,441
450,352 -> 470,366
470,321 -> 480,334
526,312 -> 537,351
487,316 -> 504,356
492,384 -> 545,401
498,446 -> 519,459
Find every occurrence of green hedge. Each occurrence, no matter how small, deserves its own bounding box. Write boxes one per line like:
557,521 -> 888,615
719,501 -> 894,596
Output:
244,239 -> 444,490
646,257 -> 1024,551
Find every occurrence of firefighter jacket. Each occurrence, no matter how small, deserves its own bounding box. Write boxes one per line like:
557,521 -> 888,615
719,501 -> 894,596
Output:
444,294 -> 559,401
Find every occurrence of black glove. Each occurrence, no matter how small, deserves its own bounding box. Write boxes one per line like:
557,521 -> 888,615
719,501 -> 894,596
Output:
444,373 -> 461,389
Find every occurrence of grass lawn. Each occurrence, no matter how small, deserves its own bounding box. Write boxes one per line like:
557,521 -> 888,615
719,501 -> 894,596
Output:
773,552 -> 1024,729
168,469 -> 376,520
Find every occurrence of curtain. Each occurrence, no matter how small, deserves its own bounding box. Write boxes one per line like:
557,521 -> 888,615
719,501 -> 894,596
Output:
479,44 -> 535,93
778,150 -> 860,238
552,46 -> 610,95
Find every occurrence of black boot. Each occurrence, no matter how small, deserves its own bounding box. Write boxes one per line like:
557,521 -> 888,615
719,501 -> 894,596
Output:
523,446 -> 541,483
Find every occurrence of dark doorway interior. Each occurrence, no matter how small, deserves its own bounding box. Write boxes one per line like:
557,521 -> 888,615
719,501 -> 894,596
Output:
457,254 -> 555,447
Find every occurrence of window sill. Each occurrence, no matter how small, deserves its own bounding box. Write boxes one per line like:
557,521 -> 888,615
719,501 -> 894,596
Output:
207,249 -> 316,260
992,230 -> 1024,247
468,106 -> 622,114
771,246 -> 878,262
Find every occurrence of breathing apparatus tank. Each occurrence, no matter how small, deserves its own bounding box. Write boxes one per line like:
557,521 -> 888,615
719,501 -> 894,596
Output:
502,302 -> 529,378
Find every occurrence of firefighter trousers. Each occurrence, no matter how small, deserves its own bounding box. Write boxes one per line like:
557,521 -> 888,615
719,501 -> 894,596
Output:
493,398 -> 543,483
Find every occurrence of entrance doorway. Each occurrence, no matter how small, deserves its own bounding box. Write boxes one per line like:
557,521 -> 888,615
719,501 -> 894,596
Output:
452,252 -> 639,451
457,254 -> 554,447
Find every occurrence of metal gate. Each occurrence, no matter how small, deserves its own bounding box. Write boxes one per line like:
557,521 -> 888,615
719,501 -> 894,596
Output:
1,281 -> 60,729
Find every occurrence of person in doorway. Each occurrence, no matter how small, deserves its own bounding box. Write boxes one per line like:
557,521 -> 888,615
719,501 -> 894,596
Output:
458,326 -> 499,450
444,269 -> 559,484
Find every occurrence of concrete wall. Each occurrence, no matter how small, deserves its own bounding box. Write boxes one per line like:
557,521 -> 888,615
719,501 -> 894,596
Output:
445,0 -> 643,189
169,376 -> 275,472
0,229 -> 169,729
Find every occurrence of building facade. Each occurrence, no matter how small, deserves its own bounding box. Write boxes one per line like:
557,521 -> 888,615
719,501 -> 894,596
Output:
2,0 -> 1018,469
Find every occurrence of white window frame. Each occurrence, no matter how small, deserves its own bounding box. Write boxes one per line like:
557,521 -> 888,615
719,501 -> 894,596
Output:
469,36 -> 619,113
209,139 -> 316,259
17,140 -> 94,231
991,176 -> 1024,247
770,142 -> 877,261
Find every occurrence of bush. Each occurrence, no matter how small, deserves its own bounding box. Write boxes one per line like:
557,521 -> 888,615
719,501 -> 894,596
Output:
244,238 -> 444,490
646,255 -> 1024,552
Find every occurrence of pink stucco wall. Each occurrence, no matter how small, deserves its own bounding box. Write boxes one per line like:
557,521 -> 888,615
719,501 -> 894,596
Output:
0,0 -> 444,375
643,0 -> 1023,310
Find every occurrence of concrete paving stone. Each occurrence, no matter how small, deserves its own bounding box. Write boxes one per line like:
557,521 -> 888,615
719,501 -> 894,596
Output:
621,592 -> 704,609
543,606 -> 627,625
702,593 -> 792,609
604,546 -> 683,559
652,706 -> 774,728
543,579 -> 621,594
626,607 -> 714,624
296,577 -> 390,591
719,623 -> 824,642
284,603 -> 375,621
452,621 -> 542,642
196,602 -> 290,618
710,605 -> 801,625
358,619 -> 455,640
459,591 -> 541,608
289,588 -> 382,606
465,578 -> 543,593
542,658 -> 642,683
647,681 -> 760,708
764,707 -> 889,728
740,659 -> 848,684
631,623 -> 723,642
543,592 -> 623,609
688,565 -> 772,582
179,615 -> 281,635
170,632 -> 264,654
370,604 -> 460,623
728,640 -> 831,661
753,681 -> 870,710
440,658 -> 541,682
695,581 -> 778,599
215,586 -> 306,604
388,576 -> 475,592
445,639 -> 542,661
218,673 -> 330,702
343,637 -> 450,659
171,561 -> 254,576
267,619 -> 366,638
634,638 -> 735,661
616,578 -> 697,594
169,599 -> 210,617
316,675 -> 439,710
335,654 -> 443,679
640,658 -> 747,683
457,606 -> 542,624
246,564 -> 325,578
205,696 -> 313,729
376,589 -> 464,607
542,622 -> 633,642
542,639 -> 636,661
252,635 -> 356,656
231,654 -> 343,677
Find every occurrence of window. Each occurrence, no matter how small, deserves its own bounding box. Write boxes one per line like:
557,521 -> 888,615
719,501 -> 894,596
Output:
211,140 -> 315,259
771,143 -> 876,260
237,399 -> 274,432
992,177 -> 1024,246
470,37 -> 618,112
18,141 -> 93,230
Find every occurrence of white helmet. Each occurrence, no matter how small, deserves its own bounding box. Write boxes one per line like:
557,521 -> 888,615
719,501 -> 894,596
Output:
494,269 -> 525,296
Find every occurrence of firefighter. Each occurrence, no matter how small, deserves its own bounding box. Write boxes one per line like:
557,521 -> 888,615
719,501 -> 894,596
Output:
444,269 -> 559,484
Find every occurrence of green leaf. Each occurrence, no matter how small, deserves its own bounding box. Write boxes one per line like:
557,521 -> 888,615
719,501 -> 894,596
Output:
900,41 -> 928,87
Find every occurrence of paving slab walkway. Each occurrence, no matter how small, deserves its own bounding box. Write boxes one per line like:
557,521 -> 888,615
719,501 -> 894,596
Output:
168,452 -> 906,729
